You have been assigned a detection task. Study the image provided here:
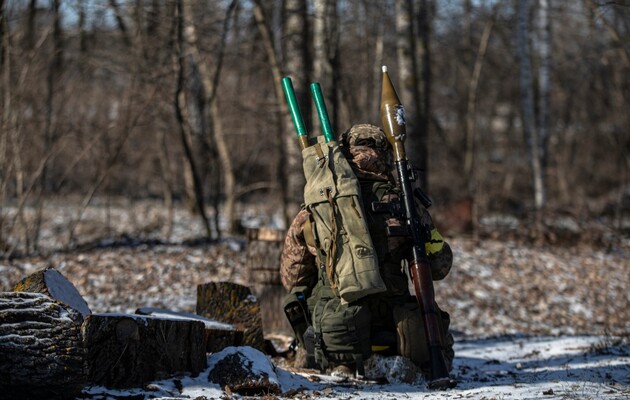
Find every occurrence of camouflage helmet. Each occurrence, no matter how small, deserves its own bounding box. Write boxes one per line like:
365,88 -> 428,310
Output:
340,124 -> 389,151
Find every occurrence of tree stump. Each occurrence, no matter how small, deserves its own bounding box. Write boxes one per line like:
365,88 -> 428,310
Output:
0,292 -> 88,400
196,281 -> 266,351
13,266 -> 91,320
208,346 -> 281,396
82,313 -> 207,388
135,307 -> 244,353
246,228 -> 292,335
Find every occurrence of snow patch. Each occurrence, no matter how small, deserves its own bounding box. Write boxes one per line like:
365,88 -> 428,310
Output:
136,307 -> 236,330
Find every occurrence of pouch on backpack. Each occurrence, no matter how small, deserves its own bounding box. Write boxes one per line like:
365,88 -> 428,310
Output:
393,302 -> 454,372
311,288 -> 371,369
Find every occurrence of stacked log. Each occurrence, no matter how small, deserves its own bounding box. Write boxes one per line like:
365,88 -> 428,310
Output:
197,281 -> 266,351
135,307 -> 244,353
82,313 -> 207,388
246,228 -> 292,335
0,292 -> 88,400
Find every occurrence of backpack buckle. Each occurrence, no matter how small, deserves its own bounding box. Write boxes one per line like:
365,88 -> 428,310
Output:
319,186 -> 332,197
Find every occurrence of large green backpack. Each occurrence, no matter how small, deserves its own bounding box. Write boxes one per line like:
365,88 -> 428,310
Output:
301,136 -> 395,372
297,141 -> 453,374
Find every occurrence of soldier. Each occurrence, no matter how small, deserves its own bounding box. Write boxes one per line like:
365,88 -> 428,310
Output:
280,123 -> 453,379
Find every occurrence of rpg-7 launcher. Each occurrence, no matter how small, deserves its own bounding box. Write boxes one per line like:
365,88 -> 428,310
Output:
378,66 -> 456,390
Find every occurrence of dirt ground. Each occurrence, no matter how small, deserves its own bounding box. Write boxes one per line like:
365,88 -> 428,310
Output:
1,201 -> 628,338
1,201 -> 629,399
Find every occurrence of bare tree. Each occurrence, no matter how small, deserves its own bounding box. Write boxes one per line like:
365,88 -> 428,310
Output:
0,0 -> 6,248
464,4 -> 497,235
517,0 -> 546,216
0,0 -> 629,253
174,0 -> 213,239
415,0 -> 433,189
313,0 -> 339,134
536,0 -> 551,193
182,0 -> 238,234
283,0 -> 310,218
108,0 -> 131,47
396,0 -> 421,173
252,0 -> 289,228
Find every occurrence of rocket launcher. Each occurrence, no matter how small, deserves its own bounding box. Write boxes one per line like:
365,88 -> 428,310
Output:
380,65 -> 457,390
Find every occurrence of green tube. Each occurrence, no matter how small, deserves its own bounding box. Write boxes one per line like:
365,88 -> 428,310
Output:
310,82 -> 334,143
282,77 -> 309,149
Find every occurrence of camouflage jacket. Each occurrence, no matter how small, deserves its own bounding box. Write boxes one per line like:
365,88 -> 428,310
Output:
280,145 -> 453,294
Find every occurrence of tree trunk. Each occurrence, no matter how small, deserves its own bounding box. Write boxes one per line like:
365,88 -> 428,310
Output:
313,0 -> 338,134
0,0 -> 6,245
415,0 -> 432,189
158,129 -> 175,239
396,0 -> 420,169
196,281 -> 266,351
182,0 -> 238,234
0,292 -> 87,400
174,0 -> 213,239
283,0 -> 310,218
108,0 -> 131,47
24,0 -> 36,50
82,313 -> 207,388
537,0 -> 552,180
464,7 -> 496,237
246,228 -> 292,335
252,0 -> 289,228
517,0 -> 545,214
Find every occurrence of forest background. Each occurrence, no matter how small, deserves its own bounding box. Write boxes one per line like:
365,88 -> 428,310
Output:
0,0 -> 629,256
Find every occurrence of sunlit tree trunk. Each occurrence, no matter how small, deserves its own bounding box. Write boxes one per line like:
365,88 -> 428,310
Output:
174,0 -> 213,239
465,6 -> 496,237
0,0 -> 6,245
313,0 -> 338,134
415,0 -> 432,189
33,0 -> 63,251
517,0 -> 546,214
537,0 -> 551,184
396,0 -> 420,168
283,0 -> 309,218
182,0 -> 238,234
252,0 -> 289,228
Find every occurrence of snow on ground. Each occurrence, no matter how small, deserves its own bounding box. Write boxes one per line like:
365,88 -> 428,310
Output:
81,335 -> 629,399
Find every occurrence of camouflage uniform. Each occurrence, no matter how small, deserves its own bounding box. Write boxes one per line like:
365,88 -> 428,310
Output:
280,124 -> 453,294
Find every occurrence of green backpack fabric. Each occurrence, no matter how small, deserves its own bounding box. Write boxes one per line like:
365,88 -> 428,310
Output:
308,285 -> 372,370
302,136 -> 386,304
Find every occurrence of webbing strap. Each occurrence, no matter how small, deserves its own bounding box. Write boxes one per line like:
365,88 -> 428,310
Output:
303,216 -> 317,250
325,188 -> 338,289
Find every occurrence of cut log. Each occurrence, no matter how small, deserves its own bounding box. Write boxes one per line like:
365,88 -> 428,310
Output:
246,228 -> 292,335
82,313 -> 206,388
135,307 -> 244,353
0,292 -> 88,400
208,346 -> 281,396
13,266 -> 91,320
196,282 -> 266,351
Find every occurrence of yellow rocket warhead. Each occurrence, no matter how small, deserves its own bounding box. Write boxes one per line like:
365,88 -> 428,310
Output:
380,65 -> 407,161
